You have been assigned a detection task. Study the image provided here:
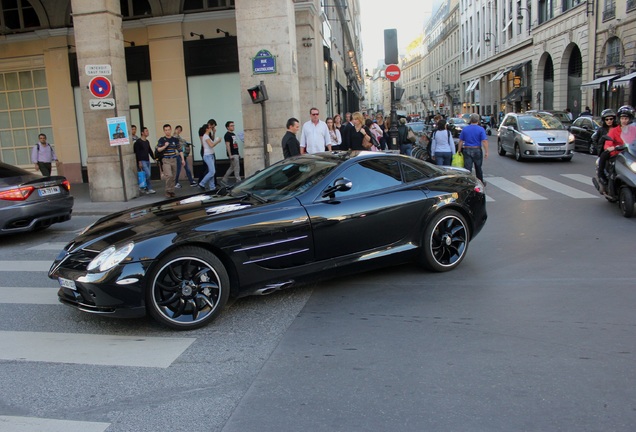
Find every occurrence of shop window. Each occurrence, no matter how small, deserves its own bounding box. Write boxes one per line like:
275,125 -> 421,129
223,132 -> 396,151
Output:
120,0 -> 152,18
0,69 -> 51,166
183,0 -> 235,12
0,0 -> 40,32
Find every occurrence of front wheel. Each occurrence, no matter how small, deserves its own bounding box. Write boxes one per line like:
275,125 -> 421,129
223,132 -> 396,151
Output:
146,246 -> 230,330
619,186 -> 635,218
514,144 -> 524,161
419,209 -> 469,272
561,156 -> 573,162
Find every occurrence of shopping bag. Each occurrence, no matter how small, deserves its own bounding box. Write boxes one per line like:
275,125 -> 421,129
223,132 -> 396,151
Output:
137,170 -> 147,188
451,153 -> 464,168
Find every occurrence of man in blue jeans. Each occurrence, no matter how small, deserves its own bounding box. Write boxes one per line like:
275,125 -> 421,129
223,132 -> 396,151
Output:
457,113 -> 489,184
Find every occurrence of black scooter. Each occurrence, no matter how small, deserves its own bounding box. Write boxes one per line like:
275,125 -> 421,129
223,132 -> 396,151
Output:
592,136 -> 636,217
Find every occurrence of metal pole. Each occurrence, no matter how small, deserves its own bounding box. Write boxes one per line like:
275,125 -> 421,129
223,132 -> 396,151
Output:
111,84 -> 128,202
261,99 -> 269,167
389,81 -> 398,150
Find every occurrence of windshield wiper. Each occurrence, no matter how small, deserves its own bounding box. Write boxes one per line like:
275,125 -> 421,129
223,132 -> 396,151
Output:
235,190 -> 269,203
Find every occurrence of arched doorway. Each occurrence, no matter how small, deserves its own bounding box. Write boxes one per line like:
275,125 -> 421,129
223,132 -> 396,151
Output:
566,45 -> 582,117
543,55 -> 554,110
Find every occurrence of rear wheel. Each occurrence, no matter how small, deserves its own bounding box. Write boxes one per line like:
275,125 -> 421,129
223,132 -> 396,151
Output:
497,140 -> 506,156
146,246 -> 230,330
419,209 -> 469,272
619,186 -> 634,218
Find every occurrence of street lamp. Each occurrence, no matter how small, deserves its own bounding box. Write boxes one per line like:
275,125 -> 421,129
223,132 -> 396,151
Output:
517,8 -> 529,25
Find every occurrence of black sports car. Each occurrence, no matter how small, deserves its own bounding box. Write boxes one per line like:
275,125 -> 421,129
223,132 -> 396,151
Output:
49,152 -> 487,330
0,162 -> 73,234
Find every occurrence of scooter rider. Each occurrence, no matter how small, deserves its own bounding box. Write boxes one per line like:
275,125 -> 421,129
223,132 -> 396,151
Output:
591,108 -> 617,154
598,105 -> 634,190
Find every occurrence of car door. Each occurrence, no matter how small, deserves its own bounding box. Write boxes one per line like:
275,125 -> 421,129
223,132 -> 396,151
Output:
303,158 -> 430,261
500,116 -> 517,152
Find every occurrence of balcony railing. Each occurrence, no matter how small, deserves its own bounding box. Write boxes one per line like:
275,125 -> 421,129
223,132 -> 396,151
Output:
602,6 -> 615,21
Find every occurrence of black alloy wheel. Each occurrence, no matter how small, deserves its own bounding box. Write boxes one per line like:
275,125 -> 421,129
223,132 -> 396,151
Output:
147,247 -> 230,330
419,209 -> 469,272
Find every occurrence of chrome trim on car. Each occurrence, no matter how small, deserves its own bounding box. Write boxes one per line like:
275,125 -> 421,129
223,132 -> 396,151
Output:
243,248 -> 310,264
234,235 -> 308,252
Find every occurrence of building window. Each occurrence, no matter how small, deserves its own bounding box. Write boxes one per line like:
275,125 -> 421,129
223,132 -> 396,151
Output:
605,37 -> 621,66
562,0 -> 582,12
0,0 -> 40,32
538,0 -> 554,23
183,0 -> 236,12
120,0 -> 152,18
627,0 -> 636,11
0,69 -> 52,166
602,0 -> 616,20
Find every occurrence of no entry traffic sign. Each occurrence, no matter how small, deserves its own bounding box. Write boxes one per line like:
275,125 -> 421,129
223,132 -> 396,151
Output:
89,76 -> 112,98
385,64 -> 401,82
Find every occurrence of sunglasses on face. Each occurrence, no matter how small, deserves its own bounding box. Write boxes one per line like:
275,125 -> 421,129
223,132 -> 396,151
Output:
605,117 -> 615,121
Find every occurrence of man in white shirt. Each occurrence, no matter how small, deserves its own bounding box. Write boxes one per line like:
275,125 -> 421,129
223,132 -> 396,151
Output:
300,107 -> 331,154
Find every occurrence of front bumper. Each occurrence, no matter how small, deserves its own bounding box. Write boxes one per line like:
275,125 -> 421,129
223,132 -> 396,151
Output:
50,255 -> 152,319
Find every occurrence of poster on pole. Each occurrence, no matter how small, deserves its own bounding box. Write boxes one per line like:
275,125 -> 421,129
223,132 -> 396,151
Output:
107,116 -> 130,146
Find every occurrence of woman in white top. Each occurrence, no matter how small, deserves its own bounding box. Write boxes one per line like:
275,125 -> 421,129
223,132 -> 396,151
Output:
326,117 -> 342,150
431,119 -> 456,166
198,123 -> 221,189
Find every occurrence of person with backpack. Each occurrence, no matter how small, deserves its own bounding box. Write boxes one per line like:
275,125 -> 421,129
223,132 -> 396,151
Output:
31,133 -> 58,177
430,119 -> 456,166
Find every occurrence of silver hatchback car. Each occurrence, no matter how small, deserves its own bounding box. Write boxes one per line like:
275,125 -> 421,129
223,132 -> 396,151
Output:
497,112 -> 575,161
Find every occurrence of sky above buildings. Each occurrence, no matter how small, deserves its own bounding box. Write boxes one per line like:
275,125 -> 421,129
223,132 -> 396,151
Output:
359,0 -> 439,71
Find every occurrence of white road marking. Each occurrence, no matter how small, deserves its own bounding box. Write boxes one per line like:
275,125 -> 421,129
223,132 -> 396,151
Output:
26,242 -> 68,251
523,175 -> 598,198
486,177 -> 547,200
0,287 -> 59,304
0,261 -> 51,272
561,173 -> 594,185
0,416 -> 109,432
0,331 -> 196,368
485,195 -> 495,202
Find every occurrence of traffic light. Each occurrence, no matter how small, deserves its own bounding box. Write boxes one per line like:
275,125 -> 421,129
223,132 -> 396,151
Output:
247,83 -> 268,104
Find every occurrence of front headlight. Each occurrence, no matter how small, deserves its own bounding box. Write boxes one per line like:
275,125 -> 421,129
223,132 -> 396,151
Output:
568,133 -> 575,143
522,134 -> 534,144
87,242 -> 134,272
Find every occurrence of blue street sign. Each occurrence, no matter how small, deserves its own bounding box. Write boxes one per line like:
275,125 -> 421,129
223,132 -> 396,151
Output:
252,50 -> 276,75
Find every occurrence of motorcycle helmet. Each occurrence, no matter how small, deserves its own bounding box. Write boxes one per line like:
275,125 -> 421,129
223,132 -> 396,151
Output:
617,105 -> 635,120
600,108 -> 616,120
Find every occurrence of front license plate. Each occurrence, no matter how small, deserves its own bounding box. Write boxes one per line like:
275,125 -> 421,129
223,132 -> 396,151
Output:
543,146 -> 561,151
58,277 -> 76,290
39,186 -> 61,197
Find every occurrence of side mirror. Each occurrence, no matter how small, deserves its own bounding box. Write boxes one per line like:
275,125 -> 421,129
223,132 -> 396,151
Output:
322,177 -> 352,199
507,126 -> 514,132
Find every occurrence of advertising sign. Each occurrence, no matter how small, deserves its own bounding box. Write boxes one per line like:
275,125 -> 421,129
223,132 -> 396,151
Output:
107,116 -> 129,146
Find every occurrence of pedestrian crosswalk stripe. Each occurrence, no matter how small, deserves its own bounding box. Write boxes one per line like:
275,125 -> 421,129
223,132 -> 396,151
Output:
0,416 -> 110,432
0,261 -> 50,272
523,175 -> 598,198
0,287 -> 59,304
561,173 -> 594,185
26,242 -> 67,251
486,177 -> 547,200
0,331 -> 196,368
485,195 -> 495,202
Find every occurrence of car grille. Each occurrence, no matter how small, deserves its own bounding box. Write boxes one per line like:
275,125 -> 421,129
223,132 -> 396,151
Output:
537,142 -> 566,146
538,150 -> 566,156
58,249 -> 98,271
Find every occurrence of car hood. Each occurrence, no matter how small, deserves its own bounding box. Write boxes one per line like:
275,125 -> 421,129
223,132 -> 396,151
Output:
520,130 -> 570,140
68,192 -> 269,252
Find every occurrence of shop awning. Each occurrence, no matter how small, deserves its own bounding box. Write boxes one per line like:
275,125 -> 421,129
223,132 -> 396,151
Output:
613,71 -> 636,87
465,79 -> 479,93
580,75 -> 618,90
489,70 -> 506,82
503,87 -> 527,102
509,60 -> 531,73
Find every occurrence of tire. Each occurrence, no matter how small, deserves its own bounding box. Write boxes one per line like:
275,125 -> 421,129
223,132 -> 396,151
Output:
619,187 -> 635,218
561,156 -> 573,162
146,246 -> 230,330
497,140 -> 506,156
514,143 -> 524,162
419,209 -> 469,272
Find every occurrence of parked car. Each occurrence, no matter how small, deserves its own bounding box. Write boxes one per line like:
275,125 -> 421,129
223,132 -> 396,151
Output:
447,118 -> 469,138
526,110 -> 572,128
497,112 -> 576,161
0,162 -> 73,234
49,151 -> 488,330
569,116 -> 602,154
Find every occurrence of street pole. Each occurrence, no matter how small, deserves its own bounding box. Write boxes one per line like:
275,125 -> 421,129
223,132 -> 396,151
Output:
260,81 -> 269,167
389,81 -> 398,150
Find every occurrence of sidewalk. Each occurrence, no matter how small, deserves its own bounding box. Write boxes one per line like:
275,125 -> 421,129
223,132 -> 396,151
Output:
70,180 -> 203,216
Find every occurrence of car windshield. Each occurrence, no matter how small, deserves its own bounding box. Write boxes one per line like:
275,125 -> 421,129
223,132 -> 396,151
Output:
518,115 -> 564,131
451,119 -> 467,125
408,122 -> 426,134
230,156 -> 339,202
551,112 -> 570,123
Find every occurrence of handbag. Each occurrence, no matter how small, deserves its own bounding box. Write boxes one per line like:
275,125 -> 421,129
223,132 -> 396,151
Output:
407,128 -> 416,143
137,170 -> 147,188
451,152 -> 464,168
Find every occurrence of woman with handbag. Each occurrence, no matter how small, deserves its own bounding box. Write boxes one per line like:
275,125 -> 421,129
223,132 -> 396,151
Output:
430,119 -> 456,166
349,112 -> 373,150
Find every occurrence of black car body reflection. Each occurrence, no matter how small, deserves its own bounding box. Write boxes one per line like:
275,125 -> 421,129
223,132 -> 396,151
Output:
569,116 -> 602,154
49,152 -> 487,330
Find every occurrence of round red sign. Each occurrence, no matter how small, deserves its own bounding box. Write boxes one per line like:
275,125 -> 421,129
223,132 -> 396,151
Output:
89,76 -> 112,98
385,64 -> 401,82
